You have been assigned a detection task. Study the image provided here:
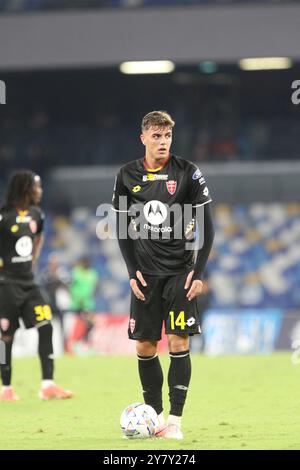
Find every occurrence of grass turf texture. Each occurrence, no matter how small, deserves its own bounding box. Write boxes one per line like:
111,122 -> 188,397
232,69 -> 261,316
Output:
0,353 -> 299,450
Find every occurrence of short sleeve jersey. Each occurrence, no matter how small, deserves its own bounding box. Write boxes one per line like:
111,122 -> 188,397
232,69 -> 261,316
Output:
0,205 -> 44,283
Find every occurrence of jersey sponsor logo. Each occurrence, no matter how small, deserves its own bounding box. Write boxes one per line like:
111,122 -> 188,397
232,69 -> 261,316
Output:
11,224 -> 19,233
16,210 -> 31,224
142,174 -> 168,182
129,319 -> 136,334
132,185 -> 142,193
203,187 -> 209,197
16,215 -> 32,223
192,168 -> 202,180
29,220 -> 38,234
11,255 -> 32,263
166,180 -> 177,195
143,200 -> 168,225
144,224 -> 172,234
15,236 -> 33,258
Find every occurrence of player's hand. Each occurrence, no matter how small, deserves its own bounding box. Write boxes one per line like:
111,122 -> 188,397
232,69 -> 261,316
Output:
130,271 -> 147,301
184,270 -> 203,301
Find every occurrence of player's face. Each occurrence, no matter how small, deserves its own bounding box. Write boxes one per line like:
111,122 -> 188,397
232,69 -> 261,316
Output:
141,126 -> 172,162
31,177 -> 43,205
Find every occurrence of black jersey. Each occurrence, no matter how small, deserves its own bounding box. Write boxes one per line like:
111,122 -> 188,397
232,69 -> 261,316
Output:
112,154 -> 212,276
0,205 -> 44,284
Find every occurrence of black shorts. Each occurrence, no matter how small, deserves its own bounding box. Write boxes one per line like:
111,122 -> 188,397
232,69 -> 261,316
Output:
0,282 -> 52,336
129,273 -> 202,341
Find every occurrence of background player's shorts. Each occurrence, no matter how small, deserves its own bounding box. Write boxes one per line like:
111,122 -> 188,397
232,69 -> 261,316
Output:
129,273 -> 202,341
0,282 -> 52,336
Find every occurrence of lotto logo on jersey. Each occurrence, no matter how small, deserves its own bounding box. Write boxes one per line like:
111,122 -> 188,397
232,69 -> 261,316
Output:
166,180 -> 177,195
11,225 -> 19,233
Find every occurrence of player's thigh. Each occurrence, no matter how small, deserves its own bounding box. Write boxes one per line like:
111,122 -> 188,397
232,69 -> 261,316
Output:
129,275 -> 165,341
21,285 -> 52,329
163,274 -> 201,336
0,283 -> 20,335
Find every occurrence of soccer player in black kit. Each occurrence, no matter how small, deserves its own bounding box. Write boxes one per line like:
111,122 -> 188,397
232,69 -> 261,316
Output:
112,111 -> 214,439
0,171 -> 73,401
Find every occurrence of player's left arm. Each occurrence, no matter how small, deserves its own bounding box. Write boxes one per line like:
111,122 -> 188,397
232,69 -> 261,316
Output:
185,203 -> 215,301
32,209 -> 45,270
184,165 -> 215,301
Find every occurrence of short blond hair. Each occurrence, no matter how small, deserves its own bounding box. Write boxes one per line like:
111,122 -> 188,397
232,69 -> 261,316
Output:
141,110 -> 175,132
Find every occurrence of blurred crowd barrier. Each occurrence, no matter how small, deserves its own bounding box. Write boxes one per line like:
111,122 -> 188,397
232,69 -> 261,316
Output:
0,0 -> 295,14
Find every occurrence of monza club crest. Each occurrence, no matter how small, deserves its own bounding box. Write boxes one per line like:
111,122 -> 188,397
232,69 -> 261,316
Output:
129,319 -> 136,334
29,220 -> 38,234
166,180 -> 177,195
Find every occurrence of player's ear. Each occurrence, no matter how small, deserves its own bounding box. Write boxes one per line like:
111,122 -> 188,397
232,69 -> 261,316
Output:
140,133 -> 146,146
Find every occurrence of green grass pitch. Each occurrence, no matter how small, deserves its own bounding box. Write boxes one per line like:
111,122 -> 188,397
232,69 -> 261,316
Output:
0,352 -> 299,450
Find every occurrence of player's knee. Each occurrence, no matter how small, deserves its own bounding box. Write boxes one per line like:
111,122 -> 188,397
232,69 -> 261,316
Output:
136,340 -> 157,357
168,334 -> 189,353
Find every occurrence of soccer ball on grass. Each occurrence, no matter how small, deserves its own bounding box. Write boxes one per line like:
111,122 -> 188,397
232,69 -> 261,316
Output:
120,402 -> 159,439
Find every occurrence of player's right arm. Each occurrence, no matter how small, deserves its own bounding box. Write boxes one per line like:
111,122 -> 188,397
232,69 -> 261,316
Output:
112,170 -> 147,301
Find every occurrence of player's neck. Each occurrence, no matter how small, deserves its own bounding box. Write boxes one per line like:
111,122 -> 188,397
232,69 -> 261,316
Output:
144,154 -> 170,171
15,200 -> 30,212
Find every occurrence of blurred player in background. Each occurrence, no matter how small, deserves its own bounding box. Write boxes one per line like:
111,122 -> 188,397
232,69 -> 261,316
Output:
112,111 -> 214,439
39,252 -> 71,348
0,171 -> 73,401
70,258 -> 99,314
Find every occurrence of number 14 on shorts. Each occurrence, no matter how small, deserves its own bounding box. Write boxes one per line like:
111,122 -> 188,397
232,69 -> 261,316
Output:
169,311 -> 186,330
169,310 -> 196,330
